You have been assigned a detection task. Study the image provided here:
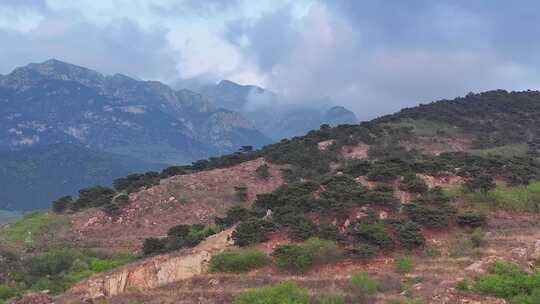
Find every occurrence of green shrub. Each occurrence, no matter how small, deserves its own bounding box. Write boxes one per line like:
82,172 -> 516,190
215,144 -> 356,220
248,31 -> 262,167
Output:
142,237 -> 166,255
350,272 -> 378,296
167,224 -> 191,238
404,203 -> 454,228
349,214 -> 393,248
216,206 -> 251,227
396,221 -> 425,249
317,224 -> 343,242
272,244 -> 313,272
396,256 -> 413,274
288,218 -> 317,241
0,284 -> 20,301
464,174 -> 496,193
474,262 -> 532,298
232,218 -> 275,247
233,282 -> 310,304
456,212 -> 487,228
469,228 -> 485,248
346,244 -> 380,259
52,195 -> 73,213
209,248 -> 268,273
72,186 -> 115,211
400,173 -> 428,193
317,294 -> 345,304
26,249 -> 79,279
302,238 -> 343,264
455,279 -> 470,291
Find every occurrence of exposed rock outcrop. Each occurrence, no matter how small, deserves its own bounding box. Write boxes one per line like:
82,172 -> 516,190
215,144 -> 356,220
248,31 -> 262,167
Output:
62,228 -> 235,302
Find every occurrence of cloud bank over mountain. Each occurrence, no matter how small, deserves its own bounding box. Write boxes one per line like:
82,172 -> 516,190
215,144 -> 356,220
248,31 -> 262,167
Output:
1,0 -> 540,119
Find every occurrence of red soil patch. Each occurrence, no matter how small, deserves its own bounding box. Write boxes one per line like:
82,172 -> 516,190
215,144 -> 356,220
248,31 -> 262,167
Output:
70,158 -> 284,252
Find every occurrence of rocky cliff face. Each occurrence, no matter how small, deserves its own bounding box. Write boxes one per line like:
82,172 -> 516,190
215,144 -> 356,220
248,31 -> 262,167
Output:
62,228 -> 235,302
0,59 -> 271,161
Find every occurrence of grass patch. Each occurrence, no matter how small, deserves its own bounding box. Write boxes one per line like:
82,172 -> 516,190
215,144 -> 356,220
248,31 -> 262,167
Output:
474,261 -> 540,303
470,144 -> 529,157
209,248 -> 268,273
233,282 -> 310,304
396,256 -> 413,274
0,211 -> 69,243
447,181 -> 540,212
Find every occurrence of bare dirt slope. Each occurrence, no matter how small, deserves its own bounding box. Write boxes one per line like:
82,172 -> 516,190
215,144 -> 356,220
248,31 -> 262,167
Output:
69,158 -> 284,252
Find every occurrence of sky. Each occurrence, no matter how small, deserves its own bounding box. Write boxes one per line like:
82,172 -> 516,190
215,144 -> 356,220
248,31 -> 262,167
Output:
1,0 -> 540,119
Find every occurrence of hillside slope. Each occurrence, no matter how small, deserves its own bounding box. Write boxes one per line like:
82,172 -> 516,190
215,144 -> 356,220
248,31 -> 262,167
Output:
5,90 -> 540,304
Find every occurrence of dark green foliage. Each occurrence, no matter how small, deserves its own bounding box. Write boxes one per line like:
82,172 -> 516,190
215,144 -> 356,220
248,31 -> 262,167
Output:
349,214 -> 393,248
364,184 -> 399,208
320,175 -> 366,210
142,237 -> 166,255
271,244 -> 313,272
404,203 -> 454,228
456,212 -> 487,228
464,174 -> 496,193
317,224 -> 344,242
343,160 -> 372,177
167,224 -> 191,238
71,186 -> 115,211
400,173 -> 428,193
262,138 -> 335,179
143,224 -> 222,255
346,244 -> 380,259
396,221 -> 425,248
209,248 -> 268,273
26,250 -> 78,279
252,182 -> 319,224
215,206 -> 251,227
255,163 -> 271,179
288,218 -> 317,241
405,187 -> 456,227
113,171 -> 161,193
52,196 -> 73,213
232,218 -> 276,247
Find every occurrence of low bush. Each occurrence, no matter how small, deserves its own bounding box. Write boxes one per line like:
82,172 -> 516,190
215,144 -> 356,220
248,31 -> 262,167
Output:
396,221 -> 425,249
302,238 -> 343,264
350,272 -> 378,298
233,282 -> 310,304
272,244 -> 313,272
400,173 -> 428,193
255,164 -> 271,179
395,256 -> 413,274
474,261 -> 540,302
349,214 -> 393,248
209,248 -> 268,273
346,244 -> 380,259
456,212 -> 487,228
142,237 -> 166,255
404,203 -> 454,228
316,224 -> 343,242
216,206 -> 251,227
288,218 -> 317,241
232,218 -> 275,247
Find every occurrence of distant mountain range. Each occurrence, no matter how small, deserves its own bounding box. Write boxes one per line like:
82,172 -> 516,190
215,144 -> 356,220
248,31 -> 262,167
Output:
0,59 -> 357,210
200,80 -> 358,140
